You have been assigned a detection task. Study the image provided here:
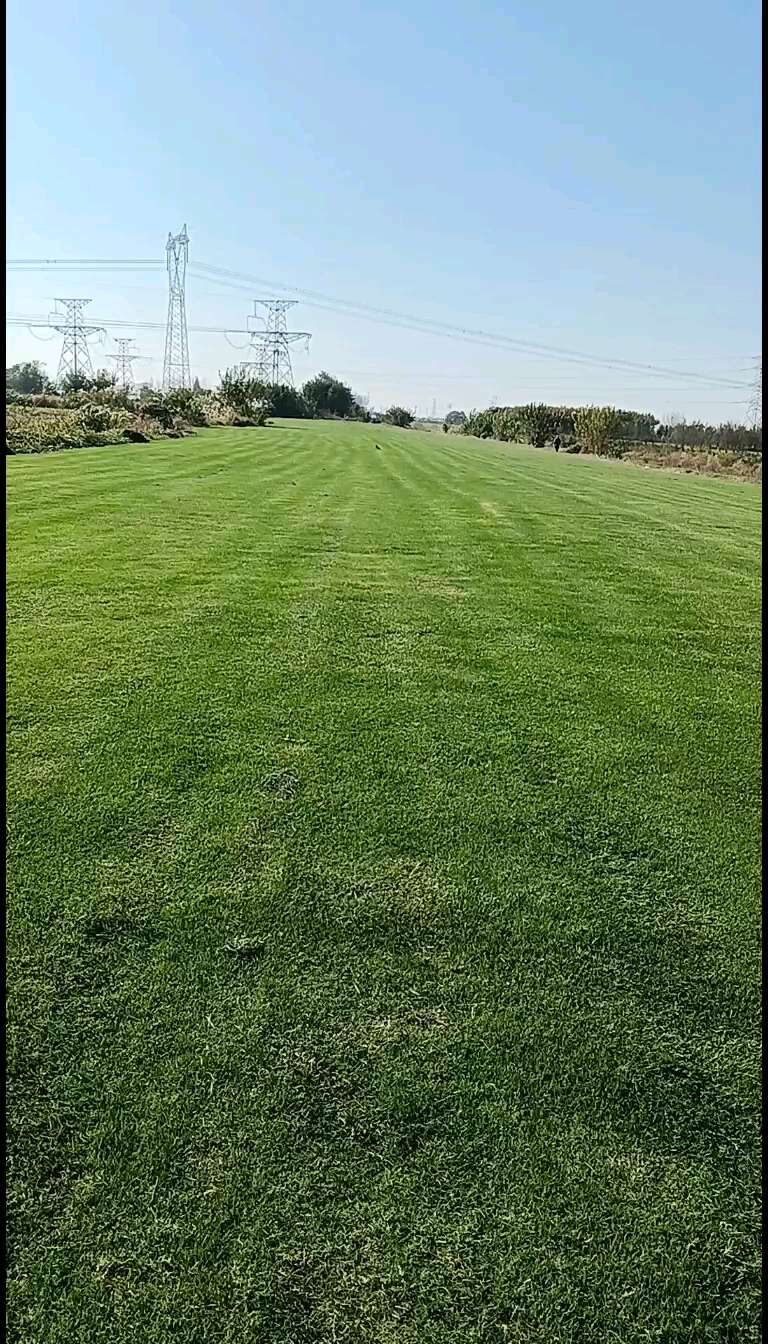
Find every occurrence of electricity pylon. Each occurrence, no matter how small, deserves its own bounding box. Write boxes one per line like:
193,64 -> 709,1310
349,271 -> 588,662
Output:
243,300 -> 310,387
108,338 -> 139,391
162,225 -> 190,389
50,299 -> 104,385
747,358 -> 761,429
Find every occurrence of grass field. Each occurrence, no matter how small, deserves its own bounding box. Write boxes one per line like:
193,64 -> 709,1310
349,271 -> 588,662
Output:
6,421 -> 761,1343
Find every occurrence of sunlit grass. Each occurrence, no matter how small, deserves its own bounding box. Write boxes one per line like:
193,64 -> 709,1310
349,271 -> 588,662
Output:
6,421 -> 761,1342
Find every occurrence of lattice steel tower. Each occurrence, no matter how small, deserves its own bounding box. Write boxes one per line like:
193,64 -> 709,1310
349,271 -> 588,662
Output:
162,225 -> 190,389
244,300 -> 311,386
109,338 -> 139,391
51,299 -> 104,385
747,358 -> 761,429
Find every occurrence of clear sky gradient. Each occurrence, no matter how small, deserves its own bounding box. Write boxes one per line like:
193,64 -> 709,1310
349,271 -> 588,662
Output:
6,0 -> 761,420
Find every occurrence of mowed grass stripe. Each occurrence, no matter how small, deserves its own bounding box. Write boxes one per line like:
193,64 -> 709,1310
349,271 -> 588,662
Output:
6,422 -> 761,1343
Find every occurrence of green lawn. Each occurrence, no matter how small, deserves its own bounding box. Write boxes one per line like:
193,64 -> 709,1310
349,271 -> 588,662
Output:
6,422 -> 761,1343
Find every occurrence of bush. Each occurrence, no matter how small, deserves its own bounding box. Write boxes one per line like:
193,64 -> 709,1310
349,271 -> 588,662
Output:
181,397 -> 208,427
139,401 -> 175,429
163,390 -> 208,426
266,384 -> 311,418
6,362 -> 53,395
516,403 -> 560,447
7,407 -> 92,454
347,400 -> 370,421
61,386 -> 132,411
6,405 -> 131,454
623,445 -> 761,481
462,409 -> 496,439
192,392 -> 229,426
78,402 -> 118,433
302,372 -> 356,418
219,365 -> 270,416
384,406 -> 414,428
6,400 -> 194,455
59,372 -> 95,394
491,409 -> 519,442
218,368 -> 269,418
573,406 -> 622,456
164,388 -> 195,416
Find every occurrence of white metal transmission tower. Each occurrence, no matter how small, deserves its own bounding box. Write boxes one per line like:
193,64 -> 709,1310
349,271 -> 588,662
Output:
242,300 -> 311,386
747,358 -> 761,429
108,338 -> 140,391
50,299 -> 105,386
162,225 -> 190,389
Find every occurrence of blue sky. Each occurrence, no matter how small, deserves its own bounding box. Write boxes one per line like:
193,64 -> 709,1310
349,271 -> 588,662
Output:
6,0 -> 761,420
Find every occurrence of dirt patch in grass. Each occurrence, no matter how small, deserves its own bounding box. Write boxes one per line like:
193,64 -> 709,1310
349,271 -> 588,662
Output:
415,576 -> 466,599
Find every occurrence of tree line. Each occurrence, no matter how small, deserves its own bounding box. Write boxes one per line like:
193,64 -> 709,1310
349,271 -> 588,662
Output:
452,403 -> 761,455
5,361 -> 415,428
7,362 -> 758,453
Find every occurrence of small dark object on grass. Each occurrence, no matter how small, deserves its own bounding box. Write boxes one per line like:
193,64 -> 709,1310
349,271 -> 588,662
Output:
122,429 -> 150,443
261,769 -> 301,799
222,937 -> 264,961
78,914 -> 155,942
554,435 -> 561,453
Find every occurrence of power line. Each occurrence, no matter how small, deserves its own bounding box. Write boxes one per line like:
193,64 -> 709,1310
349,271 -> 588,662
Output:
6,315 -> 252,335
5,255 -> 751,390
7,259 -> 162,269
190,261 -> 751,390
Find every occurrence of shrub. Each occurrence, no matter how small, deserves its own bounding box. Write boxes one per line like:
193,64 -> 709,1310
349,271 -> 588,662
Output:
139,401 -> 175,429
163,388 -> 196,416
7,407 -> 89,454
6,400 -> 195,455
623,445 -> 761,481
191,392 -> 227,426
179,397 -> 208,427
491,409 -> 519,442
162,390 -> 208,426
218,368 -> 269,418
516,403 -> 560,447
384,406 -> 414,428
573,406 -> 622,456
78,402 -> 118,433
348,400 -> 370,422
463,409 -> 496,439
266,384 -> 311,418
6,362 -> 53,395
302,372 -> 356,418
62,386 -> 132,411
